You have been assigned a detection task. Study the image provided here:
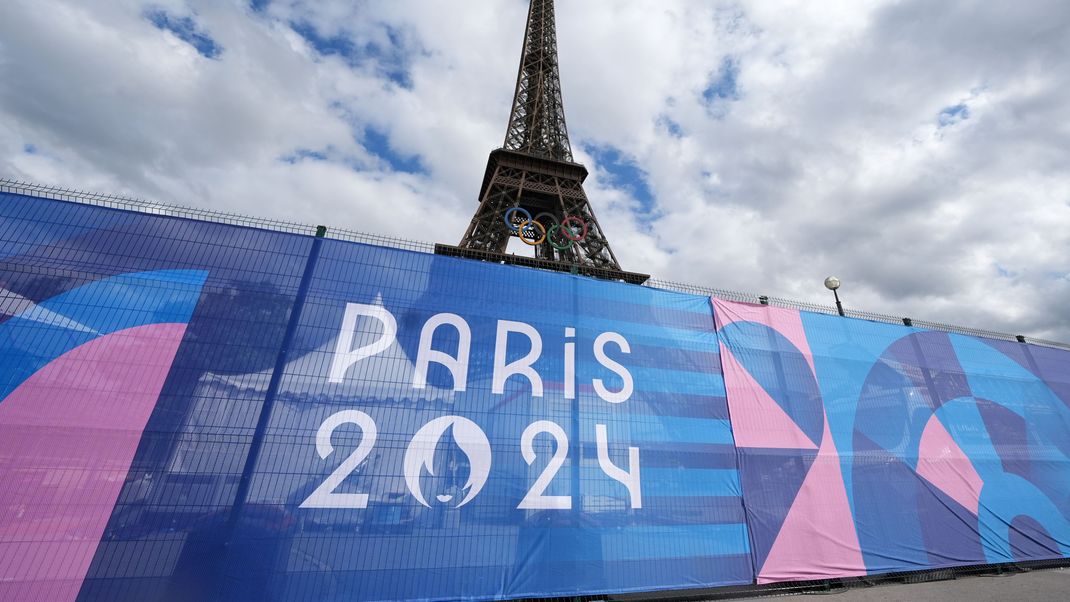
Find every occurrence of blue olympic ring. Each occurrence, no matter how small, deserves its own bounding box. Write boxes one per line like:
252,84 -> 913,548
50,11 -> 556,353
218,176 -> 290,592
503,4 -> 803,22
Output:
503,207 -> 532,232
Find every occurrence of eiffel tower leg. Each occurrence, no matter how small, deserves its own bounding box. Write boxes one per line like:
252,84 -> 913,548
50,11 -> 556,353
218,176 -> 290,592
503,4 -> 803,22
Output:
554,179 -> 621,271
459,164 -> 518,254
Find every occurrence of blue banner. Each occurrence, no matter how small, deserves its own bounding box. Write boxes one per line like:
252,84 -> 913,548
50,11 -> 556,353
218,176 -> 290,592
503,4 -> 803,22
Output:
0,192 -> 312,602
0,192 -> 751,602
224,241 -> 752,600
3,190 -> 1070,602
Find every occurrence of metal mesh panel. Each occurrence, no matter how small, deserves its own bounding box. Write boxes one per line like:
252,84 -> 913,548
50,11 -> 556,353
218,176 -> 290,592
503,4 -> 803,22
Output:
646,283 -> 1070,351
4,177 -> 1070,601
327,226 -> 435,253
2,177 -> 1066,352
0,179 -> 319,236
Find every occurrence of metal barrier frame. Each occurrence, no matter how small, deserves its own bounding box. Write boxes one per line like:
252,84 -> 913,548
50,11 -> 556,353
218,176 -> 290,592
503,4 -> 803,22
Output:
2,178 -> 1066,351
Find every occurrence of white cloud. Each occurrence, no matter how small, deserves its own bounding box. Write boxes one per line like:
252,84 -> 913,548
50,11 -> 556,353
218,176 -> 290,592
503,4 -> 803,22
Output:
2,0 -> 1069,341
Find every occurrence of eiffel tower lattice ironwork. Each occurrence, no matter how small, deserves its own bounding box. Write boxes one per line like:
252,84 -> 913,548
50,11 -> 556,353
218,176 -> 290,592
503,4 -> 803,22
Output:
435,0 -> 648,284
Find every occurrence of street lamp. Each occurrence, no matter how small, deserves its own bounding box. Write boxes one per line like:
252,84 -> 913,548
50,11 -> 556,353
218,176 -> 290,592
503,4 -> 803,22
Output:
824,276 -> 845,317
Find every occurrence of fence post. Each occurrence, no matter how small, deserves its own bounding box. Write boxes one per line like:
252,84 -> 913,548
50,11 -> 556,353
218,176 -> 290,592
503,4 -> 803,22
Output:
213,229 -> 328,590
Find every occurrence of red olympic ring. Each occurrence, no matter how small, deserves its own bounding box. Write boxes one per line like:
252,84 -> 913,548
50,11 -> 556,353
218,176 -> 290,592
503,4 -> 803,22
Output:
561,215 -> 588,241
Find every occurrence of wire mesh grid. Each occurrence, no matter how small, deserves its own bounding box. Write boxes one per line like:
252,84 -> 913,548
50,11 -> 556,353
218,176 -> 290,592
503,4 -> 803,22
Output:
3,177 -> 1067,351
0,179 -> 320,237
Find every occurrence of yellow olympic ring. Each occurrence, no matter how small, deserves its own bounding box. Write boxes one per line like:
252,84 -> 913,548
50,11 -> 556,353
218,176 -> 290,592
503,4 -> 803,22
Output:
518,220 -> 547,246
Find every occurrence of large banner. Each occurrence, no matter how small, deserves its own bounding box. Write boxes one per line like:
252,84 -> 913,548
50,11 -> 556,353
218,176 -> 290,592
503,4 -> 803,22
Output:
713,298 -> 1070,583
0,191 -> 750,602
219,241 -> 752,600
1,190 -> 1069,602
0,192 -> 313,602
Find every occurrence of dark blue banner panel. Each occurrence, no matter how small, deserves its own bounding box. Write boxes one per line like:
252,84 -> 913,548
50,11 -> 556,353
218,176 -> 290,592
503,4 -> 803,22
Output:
0,191 -> 751,602
0,192 -> 312,602
223,239 -> 751,600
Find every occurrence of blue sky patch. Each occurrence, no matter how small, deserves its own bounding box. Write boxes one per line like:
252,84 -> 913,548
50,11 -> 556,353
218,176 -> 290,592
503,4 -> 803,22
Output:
145,8 -> 223,60
249,0 -> 270,12
938,103 -> 970,127
280,148 -> 329,164
290,21 -> 415,88
364,128 -> 424,174
586,145 -> 656,215
994,263 -> 1017,279
704,56 -> 740,103
23,144 -> 37,155
1044,271 -> 1070,282
657,115 -> 684,138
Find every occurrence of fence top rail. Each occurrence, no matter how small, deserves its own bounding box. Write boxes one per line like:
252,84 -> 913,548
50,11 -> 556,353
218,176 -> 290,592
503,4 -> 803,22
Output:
3,177 -> 1067,351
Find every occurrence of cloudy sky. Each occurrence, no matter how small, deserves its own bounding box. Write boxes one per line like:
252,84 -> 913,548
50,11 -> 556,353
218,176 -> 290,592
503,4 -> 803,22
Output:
2,0 -> 1069,341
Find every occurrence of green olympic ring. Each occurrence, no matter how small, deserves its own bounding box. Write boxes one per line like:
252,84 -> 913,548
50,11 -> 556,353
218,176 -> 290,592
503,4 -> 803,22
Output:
547,224 -> 573,250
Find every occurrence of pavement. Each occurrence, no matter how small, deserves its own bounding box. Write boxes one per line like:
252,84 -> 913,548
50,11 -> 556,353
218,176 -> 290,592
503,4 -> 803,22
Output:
783,567 -> 1070,602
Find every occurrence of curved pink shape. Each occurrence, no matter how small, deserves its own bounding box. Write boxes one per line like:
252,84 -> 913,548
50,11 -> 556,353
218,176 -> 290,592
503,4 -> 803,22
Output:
758,417 -> 866,583
0,323 -> 188,602
711,298 -> 816,375
916,414 -> 983,515
720,343 -> 819,450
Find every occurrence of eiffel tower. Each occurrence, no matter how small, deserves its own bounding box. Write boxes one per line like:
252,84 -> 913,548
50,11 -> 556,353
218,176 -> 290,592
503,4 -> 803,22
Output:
435,0 -> 649,284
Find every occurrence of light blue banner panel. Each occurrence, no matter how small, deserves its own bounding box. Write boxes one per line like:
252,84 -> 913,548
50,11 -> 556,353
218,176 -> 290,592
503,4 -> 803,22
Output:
713,297 -> 1070,585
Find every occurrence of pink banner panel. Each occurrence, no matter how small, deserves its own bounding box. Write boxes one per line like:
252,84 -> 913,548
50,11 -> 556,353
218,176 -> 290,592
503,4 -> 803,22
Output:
0,324 -> 188,602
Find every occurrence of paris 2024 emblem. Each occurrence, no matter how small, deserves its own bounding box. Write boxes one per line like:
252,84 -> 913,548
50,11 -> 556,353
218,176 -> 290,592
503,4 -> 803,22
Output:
403,416 -> 492,508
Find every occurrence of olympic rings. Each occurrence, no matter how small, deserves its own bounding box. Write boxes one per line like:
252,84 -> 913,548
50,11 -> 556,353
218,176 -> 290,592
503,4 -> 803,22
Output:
547,224 -> 573,250
561,215 -> 588,241
504,207 -> 532,232
518,220 -> 547,246
502,209 -> 588,247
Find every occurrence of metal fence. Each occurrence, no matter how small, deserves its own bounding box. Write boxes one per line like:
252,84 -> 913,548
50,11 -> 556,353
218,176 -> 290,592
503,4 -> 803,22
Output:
3,177 -> 1066,351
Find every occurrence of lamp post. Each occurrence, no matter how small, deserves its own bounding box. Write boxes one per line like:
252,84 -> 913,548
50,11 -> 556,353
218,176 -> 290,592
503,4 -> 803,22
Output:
824,276 -> 845,317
